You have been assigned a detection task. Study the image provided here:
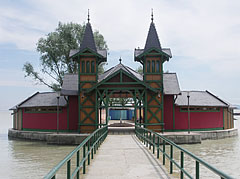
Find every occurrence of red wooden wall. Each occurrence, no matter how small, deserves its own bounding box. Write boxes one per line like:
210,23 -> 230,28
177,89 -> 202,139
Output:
163,95 -> 224,130
68,96 -> 79,130
164,95 -> 174,130
22,96 -> 79,131
22,108 -> 68,130
174,106 -> 223,130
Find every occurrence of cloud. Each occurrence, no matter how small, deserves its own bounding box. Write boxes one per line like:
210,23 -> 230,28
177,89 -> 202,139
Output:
0,69 -> 49,89
0,0 -> 240,105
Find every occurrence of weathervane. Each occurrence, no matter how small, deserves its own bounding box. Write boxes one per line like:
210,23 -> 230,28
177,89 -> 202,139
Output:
151,8 -> 154,22
87,9 -> 90,23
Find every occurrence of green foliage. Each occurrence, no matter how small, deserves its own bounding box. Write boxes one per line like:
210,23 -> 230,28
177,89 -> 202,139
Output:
23,22 -> 108,91
136,65 -> 143,74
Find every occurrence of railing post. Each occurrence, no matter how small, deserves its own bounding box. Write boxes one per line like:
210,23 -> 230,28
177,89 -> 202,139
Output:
196,161 -> 199,179
157,137 -> 160,159
170,145 -> 173,174
153,134 -> 155,154
145,131 -> 148,147
88,141 -> 90,165
144,130 -> 146,145
83,145 -> 86,174
149,132 -> 152,150
77,151 -> 79,179
163,140 -> 165,165
181,151 -> 184,179
97,132 -> 99,150
67,160 -> 71,179
91,137 -> 94,159
94,134 -> 96,154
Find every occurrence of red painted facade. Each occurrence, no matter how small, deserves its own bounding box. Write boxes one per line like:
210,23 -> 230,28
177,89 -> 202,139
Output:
164,95 -> 174,130
68,96 -> 79,130
163,95 -> 224,130
174,106 -> 223,130
22,108 -> 68,130
20,94 -> 224,131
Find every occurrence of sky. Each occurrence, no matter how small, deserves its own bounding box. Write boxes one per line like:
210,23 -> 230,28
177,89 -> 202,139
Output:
0,0 -> 240,110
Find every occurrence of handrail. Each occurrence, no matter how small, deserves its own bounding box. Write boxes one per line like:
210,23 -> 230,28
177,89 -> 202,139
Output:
44,124 -> 108,179
135,123 -> 233,179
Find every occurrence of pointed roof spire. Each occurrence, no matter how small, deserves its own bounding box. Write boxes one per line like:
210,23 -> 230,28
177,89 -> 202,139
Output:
144,10 -> 162,52
80,10 -> 97,52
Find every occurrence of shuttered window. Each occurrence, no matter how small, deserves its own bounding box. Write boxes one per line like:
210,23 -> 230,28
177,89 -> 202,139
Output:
91,61 -> 95,73
82,61 -> 85,73
152,61 -> 155,72
86,61 -> 90,73
147,61 -> 150,72
156,61 -> 160,72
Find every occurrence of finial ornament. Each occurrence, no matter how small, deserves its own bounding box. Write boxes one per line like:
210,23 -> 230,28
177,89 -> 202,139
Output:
119,57 -> 122,64
87,9 -> 90,23
151,8 -> 154,23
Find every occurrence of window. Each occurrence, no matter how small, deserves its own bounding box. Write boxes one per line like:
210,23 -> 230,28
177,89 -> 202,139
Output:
81,61 -> 85,73
25,107 -> 62,113
180,107 -> 220,112
91,61 -> 95,73
86,61 -> 90,73
156,61 -> 160,72
147,61 -> 150,72
152,60 -> 155,73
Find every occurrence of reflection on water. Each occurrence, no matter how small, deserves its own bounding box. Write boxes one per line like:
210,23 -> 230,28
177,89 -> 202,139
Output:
0,110 -> 240,178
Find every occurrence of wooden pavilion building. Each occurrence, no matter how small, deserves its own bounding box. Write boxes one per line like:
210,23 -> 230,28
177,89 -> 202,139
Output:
10,15 -> 235,133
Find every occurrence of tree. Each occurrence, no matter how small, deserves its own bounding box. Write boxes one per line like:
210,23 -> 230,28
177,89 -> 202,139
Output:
23,22 -> 108,91
136,65 -> 143,74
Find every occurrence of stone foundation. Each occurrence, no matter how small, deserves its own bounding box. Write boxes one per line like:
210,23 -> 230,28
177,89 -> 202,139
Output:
8,128 -> 238,145
8,129 -> 89,145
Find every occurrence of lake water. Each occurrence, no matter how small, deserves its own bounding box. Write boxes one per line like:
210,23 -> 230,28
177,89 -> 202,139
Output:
0,110 -> 75,179
0,110 -> 240,178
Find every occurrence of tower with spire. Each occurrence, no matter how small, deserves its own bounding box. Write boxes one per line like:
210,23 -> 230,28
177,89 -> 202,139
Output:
69,10 -> 107,133
134,10 -> 172,130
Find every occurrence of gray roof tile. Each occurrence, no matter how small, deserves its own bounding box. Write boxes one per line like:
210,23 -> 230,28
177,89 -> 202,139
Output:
80,22 -> 97,52
134,48 -> 172,58
144,22 -> 161,52
61,74 -> 78,95
163,73 -> 181,95
69,48 -> 107,59
175,91 -> 228,107
14,92 -> 67,108
61,65 -> 181,95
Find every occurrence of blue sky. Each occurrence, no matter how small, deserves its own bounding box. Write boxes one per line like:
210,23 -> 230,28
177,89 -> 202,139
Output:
0,0 -> 240,110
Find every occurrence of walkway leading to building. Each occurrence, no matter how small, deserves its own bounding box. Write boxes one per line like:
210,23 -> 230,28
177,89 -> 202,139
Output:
83,135 -> 171,179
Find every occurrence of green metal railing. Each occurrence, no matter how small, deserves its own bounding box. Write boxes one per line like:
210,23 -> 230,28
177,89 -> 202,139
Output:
135,123 -> 233,179
44,124 -> 108,179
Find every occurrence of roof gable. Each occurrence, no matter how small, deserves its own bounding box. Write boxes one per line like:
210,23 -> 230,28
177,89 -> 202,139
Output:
87,63 -> 157,93
98,63 -> 143,82
60,65 -> 181,96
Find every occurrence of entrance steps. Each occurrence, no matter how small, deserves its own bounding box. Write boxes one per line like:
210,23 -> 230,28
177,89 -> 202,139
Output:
108,127 -> 135,135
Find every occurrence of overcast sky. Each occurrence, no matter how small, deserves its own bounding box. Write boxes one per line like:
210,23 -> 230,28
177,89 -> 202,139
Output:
0,0 -> 239,110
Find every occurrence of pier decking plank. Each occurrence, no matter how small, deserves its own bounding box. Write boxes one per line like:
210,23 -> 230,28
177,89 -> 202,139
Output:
83,135 -> 171,179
